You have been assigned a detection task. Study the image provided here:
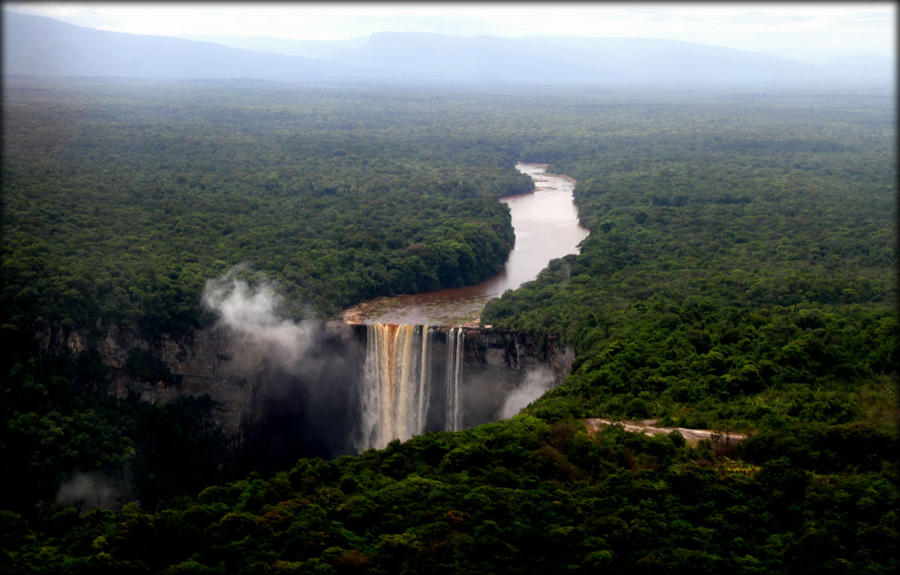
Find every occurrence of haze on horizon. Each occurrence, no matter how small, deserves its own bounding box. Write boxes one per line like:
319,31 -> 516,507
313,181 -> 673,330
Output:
5,1 -> 895,65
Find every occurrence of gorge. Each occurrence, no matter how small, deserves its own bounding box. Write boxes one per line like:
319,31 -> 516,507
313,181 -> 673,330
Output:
34,163 -> 588,457
347,163 -> 588,449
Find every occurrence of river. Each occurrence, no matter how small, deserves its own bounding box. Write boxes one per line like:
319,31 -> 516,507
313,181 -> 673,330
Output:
342,162 -> 589,327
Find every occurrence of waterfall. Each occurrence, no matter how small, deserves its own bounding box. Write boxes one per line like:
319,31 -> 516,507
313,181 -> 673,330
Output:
359,324 -> 467,450
360,324 -> 432,450
445,327 -> 464,432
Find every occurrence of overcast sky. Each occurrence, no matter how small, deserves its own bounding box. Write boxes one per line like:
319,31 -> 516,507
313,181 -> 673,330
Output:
5,2 -> 896,63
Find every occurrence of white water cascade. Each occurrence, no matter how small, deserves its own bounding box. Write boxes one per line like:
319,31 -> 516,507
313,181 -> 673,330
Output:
360,324 -> 432,450
445,327 -> 464,432
359,324 -> 466,450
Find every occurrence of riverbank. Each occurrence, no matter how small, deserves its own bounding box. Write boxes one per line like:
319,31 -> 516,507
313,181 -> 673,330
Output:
341,163 -> 588,326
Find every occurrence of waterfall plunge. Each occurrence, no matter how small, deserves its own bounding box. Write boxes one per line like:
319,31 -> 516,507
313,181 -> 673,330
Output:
360,324 -> 465,450
445,327 -> 464,432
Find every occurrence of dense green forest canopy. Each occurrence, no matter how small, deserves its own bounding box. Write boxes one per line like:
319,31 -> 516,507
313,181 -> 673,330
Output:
482,87 -> 896,434
2,78 -> 535,338
1,78 -> 897,573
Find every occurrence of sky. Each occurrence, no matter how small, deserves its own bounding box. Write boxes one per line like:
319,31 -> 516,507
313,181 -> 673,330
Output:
5,2 -> 896,63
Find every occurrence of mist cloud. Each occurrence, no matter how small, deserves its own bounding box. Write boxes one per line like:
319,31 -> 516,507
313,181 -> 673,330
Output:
500,366 -> 555,419
202,265 -> 319,368
201,265 -> 362,461
57,472 -> 124,509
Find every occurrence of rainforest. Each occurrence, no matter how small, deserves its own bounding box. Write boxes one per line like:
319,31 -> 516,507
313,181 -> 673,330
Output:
1,76 -> 897,574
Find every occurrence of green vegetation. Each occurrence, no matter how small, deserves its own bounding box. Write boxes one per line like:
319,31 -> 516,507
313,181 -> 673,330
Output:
2,78 -> 529,339
1,79 -> 897,573
482,89 -> 896,434
4,418 -> 897,574
0,345 -> 230,512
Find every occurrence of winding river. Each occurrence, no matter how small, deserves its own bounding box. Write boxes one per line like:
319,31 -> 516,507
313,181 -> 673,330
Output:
342,163 -> 589,327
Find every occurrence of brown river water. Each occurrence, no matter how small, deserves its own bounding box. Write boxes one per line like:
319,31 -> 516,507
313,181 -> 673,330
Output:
342,163 -> 589,327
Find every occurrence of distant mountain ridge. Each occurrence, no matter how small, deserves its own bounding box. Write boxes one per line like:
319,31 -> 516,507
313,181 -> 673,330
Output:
3,11 -> 891,86
2,11 -> 362,81
180,34 -> 368,59
324,31 -> 825,85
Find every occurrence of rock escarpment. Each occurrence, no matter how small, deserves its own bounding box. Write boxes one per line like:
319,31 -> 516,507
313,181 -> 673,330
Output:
37,322 -> 574,444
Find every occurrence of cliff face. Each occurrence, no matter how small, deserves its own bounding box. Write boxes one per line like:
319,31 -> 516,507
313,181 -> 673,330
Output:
347,324 -> 576,431
344,324 -> 574,379
458,327 -> 575,425
37,322 -> 261,435
462,327 -> 575,382
37,322 -> 574,441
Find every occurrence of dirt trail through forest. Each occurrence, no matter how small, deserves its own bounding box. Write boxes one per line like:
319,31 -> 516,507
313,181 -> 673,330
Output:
584,418 -> 746,447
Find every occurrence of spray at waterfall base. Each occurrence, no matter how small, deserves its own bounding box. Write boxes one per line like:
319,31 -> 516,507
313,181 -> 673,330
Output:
356,323 -> 567,451
200,271 -> 570,458
231,321 -> 570,459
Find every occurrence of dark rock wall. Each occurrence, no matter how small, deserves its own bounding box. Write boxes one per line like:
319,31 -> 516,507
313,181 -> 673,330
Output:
36,322 -> 574,443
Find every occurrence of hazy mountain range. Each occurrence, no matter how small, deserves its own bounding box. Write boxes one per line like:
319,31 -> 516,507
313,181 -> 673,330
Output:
3,11 -> 893,87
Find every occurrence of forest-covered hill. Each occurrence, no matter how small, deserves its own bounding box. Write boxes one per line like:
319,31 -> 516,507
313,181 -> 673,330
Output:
1,78 -> 897,573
